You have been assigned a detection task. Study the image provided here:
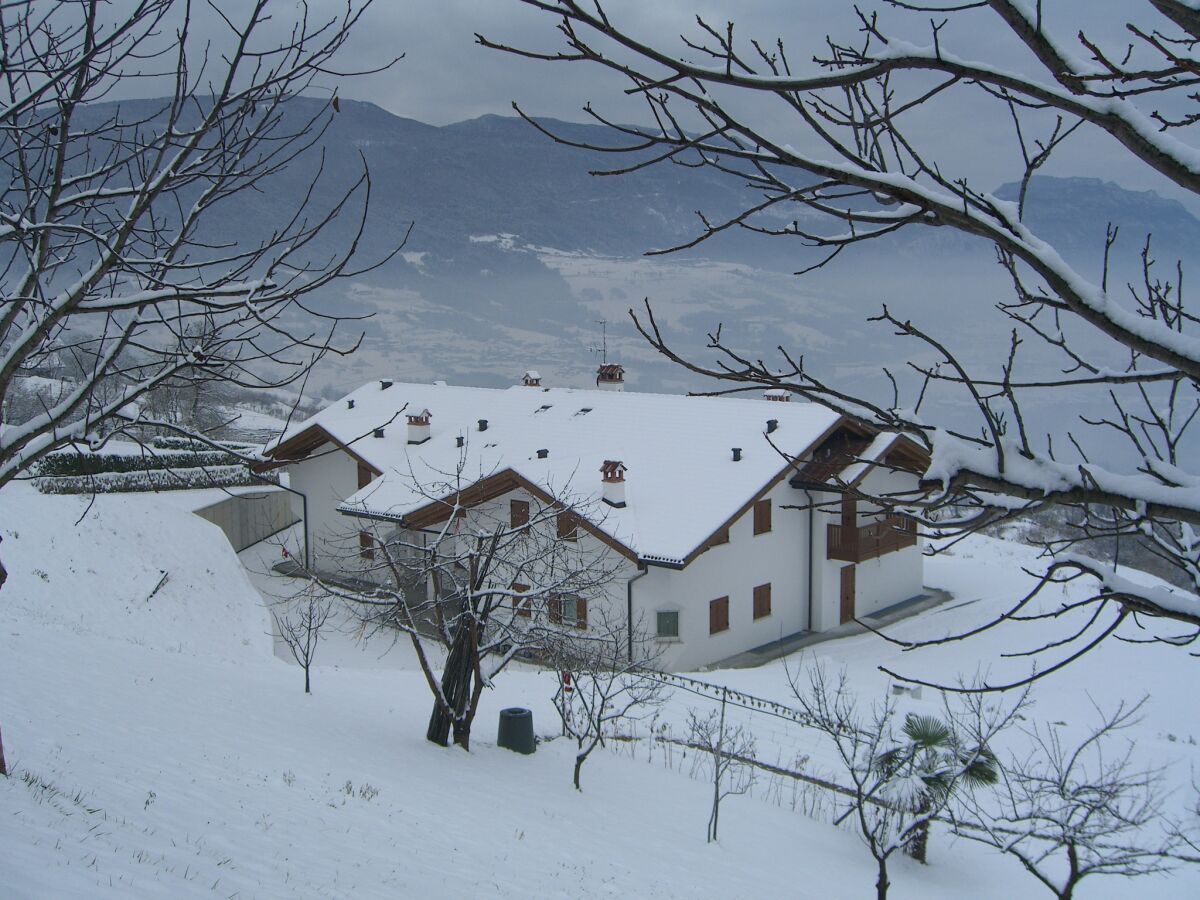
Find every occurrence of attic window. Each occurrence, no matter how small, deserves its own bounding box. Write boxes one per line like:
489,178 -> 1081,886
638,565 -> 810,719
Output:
535,404 -> 552,413
574,407 -> 593,416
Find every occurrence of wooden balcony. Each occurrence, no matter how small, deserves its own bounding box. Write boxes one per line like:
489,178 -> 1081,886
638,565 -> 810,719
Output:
827,516 -> 917,563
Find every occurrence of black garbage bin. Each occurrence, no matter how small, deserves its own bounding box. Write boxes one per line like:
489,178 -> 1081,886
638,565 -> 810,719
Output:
497,707 -> 535,754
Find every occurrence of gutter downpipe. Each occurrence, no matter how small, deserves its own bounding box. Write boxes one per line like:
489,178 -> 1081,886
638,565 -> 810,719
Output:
254,472 -> 310,571
627,564 -> 649,663
803,489 -> 815,633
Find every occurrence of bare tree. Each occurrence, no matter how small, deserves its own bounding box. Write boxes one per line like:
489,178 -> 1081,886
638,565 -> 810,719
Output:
790,664 -> 1022,900
550,610 -> 664,791
272,586 -> 334,695
321,455 -> 623,750
0,0 -> 402,774
687,694 -> 757,844
481,1 -> 1200,687
956,699 -> 1182,899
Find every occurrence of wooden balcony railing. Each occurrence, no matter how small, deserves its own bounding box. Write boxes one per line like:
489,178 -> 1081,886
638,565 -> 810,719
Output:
827,516 -> 917,563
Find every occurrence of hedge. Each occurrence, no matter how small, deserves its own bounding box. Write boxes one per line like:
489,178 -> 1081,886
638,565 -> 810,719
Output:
35,464 -> 275,495
33,448 -> 241,478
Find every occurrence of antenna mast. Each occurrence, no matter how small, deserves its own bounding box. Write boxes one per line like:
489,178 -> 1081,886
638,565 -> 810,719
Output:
589,319 -> 608,365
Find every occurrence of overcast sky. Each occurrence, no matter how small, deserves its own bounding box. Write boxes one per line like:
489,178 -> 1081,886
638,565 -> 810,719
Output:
305,0 -> 1192,203
109,0 -> 1198,208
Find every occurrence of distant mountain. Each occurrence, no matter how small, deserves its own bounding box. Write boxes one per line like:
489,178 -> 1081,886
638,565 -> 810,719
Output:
61,98 -> 1200,400
994,176 -> 1200,272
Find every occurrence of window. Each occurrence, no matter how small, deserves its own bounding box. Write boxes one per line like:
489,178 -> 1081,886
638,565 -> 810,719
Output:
561,596 -> 588,630
359,531 -> 374,560
512,583 -> 531,618
557,511 -> 578,542
656,610 -> 680,639
709,596 -> 729,634
753,498 -> 773,535
510,499 -> 530,529
753,583 -> 772,620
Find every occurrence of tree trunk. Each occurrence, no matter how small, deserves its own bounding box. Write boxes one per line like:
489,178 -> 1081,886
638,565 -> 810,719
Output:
907,797 -> 931,863
427,623 -> 474,747
303,664 -> 311,695
876,857 -> 890,900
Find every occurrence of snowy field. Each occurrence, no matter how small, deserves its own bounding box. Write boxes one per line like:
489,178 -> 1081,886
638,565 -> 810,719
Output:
1,482 -> 1197,898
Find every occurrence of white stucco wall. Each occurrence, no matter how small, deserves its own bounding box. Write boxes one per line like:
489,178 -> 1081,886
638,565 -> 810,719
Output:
286,444 -> 362,572
633,476 -> 814,671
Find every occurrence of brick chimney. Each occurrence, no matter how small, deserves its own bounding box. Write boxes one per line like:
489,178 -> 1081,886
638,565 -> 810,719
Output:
522,370 -> 542,387
406,408 -> 431,444
596,363 -> 625,392
601,459 -> 627,508
764,388 -> 790,402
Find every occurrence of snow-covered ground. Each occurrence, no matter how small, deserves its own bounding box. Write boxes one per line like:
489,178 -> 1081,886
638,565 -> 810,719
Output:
1,483 -> 1197,898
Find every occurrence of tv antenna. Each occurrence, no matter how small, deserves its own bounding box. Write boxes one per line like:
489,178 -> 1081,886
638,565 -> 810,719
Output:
589,319 -> 609,364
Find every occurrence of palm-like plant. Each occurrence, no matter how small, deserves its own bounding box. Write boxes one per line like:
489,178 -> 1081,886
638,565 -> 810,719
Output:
876,713 -> 999,863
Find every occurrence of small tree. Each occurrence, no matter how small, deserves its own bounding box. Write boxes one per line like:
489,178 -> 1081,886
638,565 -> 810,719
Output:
957,699 -> 1181,900
688,690 -> 757,844
324,456 -> 623,750
551,611 -> 664,791
876,713 -> 999,864
791,664 -> 1022,900
272,588 -> 334,695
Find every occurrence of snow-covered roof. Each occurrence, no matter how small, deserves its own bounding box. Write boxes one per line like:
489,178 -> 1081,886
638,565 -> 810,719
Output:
266,381 -> 842,565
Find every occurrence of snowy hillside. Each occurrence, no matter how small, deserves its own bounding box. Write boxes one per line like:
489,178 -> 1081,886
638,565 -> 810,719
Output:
0,484 -> 1197,898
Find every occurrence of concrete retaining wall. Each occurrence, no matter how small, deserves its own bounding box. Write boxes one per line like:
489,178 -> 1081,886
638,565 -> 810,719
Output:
194,488 -> 299,552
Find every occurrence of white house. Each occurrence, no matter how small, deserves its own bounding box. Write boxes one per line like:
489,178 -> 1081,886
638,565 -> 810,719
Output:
259,371 -> 928,671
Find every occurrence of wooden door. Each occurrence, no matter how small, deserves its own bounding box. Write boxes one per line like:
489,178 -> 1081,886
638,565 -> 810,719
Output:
839,565 -> 856,624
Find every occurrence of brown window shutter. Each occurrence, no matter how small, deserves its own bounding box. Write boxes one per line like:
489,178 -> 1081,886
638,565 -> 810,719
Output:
359,531 -> 374,560
548,596 -> 562,624
576,598 -> 588,630
841,495 -> 857,527
753,583 -> 772,619
709,525 -> 730,547
510,499 -> 530,529
754,499 -> 772,535
512,583 -> 531,618
709,596 -> 729,634
358,462 -> 373,490
557,511 -> 578,541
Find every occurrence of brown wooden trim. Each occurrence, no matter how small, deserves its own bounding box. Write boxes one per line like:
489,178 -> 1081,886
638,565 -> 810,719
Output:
687,416 -> 853,567
753,582 -> 772,619
255,423 -> 383,480
709,596 -> 730,634
753,498 -> 773,535
400,468 -> 640,563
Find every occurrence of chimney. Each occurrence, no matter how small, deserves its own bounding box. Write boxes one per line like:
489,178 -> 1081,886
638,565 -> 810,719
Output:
764,389 -> 790,402
373,427 -> 385,439
522,370 -> 542,388
478,418 -> 488,432
406,408 -> 431,445
766,418 -> 779,434
595,363 -> 625,392
732,447 -> 742,462
601,460 -> 627,508
347,399 -> 355,410
456,435 -> 465,448
380,379 -> 393,391
536,448 -> 549,459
